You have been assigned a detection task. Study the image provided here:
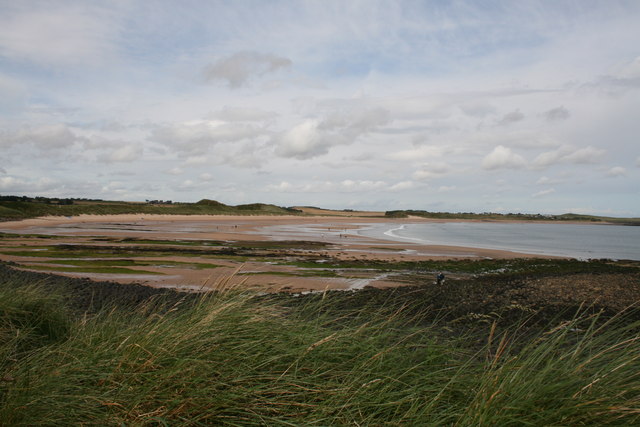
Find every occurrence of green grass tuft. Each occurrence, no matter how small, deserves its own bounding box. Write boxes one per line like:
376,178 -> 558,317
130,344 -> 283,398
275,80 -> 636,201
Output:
1,279 -> 640,425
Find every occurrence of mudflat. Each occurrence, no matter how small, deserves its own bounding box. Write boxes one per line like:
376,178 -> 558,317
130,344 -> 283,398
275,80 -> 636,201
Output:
0,214 -> 567,292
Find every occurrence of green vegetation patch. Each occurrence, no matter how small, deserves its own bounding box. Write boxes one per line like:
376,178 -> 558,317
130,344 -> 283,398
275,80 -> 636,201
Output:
24,258 -> 223,270
0,242 -> 299,263
0,244 -> 215,259
283,257 -> 640,276
0,232 -> 62,240
90,238 -> 329,251
20,264 -> 163,275
228,240 -> 329,250
100,237 -> 226,247
0,197 -> 301,221
147,260 -> 223,270
2,279 -> 640,425
239,269 -> 340,278
0,247 -> 147,259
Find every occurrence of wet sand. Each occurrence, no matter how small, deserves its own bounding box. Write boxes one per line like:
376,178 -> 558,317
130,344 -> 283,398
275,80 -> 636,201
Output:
0,214 -> 540,257
0,214 -> 554,291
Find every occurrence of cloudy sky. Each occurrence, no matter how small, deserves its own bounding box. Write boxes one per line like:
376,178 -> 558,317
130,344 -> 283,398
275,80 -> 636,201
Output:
1,1 -> 639,216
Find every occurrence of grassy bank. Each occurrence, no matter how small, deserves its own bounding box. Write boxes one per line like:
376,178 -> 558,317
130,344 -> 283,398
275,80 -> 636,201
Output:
2,268 -> 640,425
0,198 -> 301,221
3,196 -> 639,225
385,209 -> 640,225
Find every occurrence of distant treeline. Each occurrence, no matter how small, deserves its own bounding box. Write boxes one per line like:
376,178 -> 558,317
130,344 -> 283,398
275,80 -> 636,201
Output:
1,195 -> 637,224
0,196 -> 302,221
385,210 -> 640,225
0,195 -> 105,205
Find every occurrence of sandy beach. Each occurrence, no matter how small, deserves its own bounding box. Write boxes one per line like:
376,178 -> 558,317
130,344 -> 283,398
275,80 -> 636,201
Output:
0,214 -> 551,291
0,213 -> 542,257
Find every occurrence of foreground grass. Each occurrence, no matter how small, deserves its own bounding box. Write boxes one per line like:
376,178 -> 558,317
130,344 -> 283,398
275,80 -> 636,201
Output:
1,282 -> 640,425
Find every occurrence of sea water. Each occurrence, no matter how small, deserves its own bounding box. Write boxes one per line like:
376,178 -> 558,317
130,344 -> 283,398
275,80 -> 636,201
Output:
357,222 -> 640,261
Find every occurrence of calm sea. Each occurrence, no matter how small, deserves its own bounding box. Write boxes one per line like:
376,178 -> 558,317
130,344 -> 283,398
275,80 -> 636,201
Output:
357,222 -> 640,261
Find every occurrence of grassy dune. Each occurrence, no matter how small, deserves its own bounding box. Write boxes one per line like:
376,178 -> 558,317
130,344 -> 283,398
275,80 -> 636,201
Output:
2,269 -> 640,425
0,198 -> 301,221
3,197 -> 639,224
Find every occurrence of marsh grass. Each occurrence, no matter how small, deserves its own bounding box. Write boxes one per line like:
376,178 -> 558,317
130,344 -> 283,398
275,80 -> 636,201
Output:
239,270 -> 340,278
18,264 -> 165,275
287,258 -> 639,276
1,280 -> 640,425
15,258 -> 225,276
27,258 -> 223,270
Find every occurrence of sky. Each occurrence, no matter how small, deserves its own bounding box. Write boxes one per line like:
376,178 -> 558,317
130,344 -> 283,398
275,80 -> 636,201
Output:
1,0 -> 639,216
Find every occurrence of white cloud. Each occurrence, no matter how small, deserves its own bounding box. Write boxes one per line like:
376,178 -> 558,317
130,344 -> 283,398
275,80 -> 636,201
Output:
267,181 -> 294,192
482,146 -> 527,170
266,179 -> 390,193
541,106 -> 570,121
207,106 -> 278,122
588,56 -> 640,93
459,102 -> 496,118
275,108 -> 390,160
346,152 -> 374,162
0,4 -> 117,66
1,124 -> 87,151
0,176 -> 19,190
340,180 -> 386,192
497,110 -> 525,126
533,146 -> 607,168
389,145 -> 445,161
184,156 -> 210,166
179,180 -> 196,190
564,147 -> 607,164
203,52 -> 292,88
532,188 -> 556,198
217,142 -> 265,169
615,56 -> 640,79
274,119 -> 325,159
412,163 -> 450,180
438,185 -> 457,193
389,181 -> 414,191
150,121 -> 264,154
1,2 -> 639,214
97,144 -> 143,163
0,73 -> 27,112
606,166 -> 627,177
532,149 -> 564,168
101,181 -> 126,193
536,176 -> 560,185
0,175 -> 57,192
167,167 -> 184,175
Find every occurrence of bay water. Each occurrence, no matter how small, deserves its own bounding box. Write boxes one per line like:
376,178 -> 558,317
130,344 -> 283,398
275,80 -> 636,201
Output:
356,222 -> 640,261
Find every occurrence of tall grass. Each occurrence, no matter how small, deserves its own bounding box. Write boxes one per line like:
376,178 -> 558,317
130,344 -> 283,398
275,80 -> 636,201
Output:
1,281 -> 639,425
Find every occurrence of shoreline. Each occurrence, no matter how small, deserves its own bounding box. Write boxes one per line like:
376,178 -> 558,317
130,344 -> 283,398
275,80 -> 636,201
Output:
0,213 -> 547,260
0,214 -> 557,291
